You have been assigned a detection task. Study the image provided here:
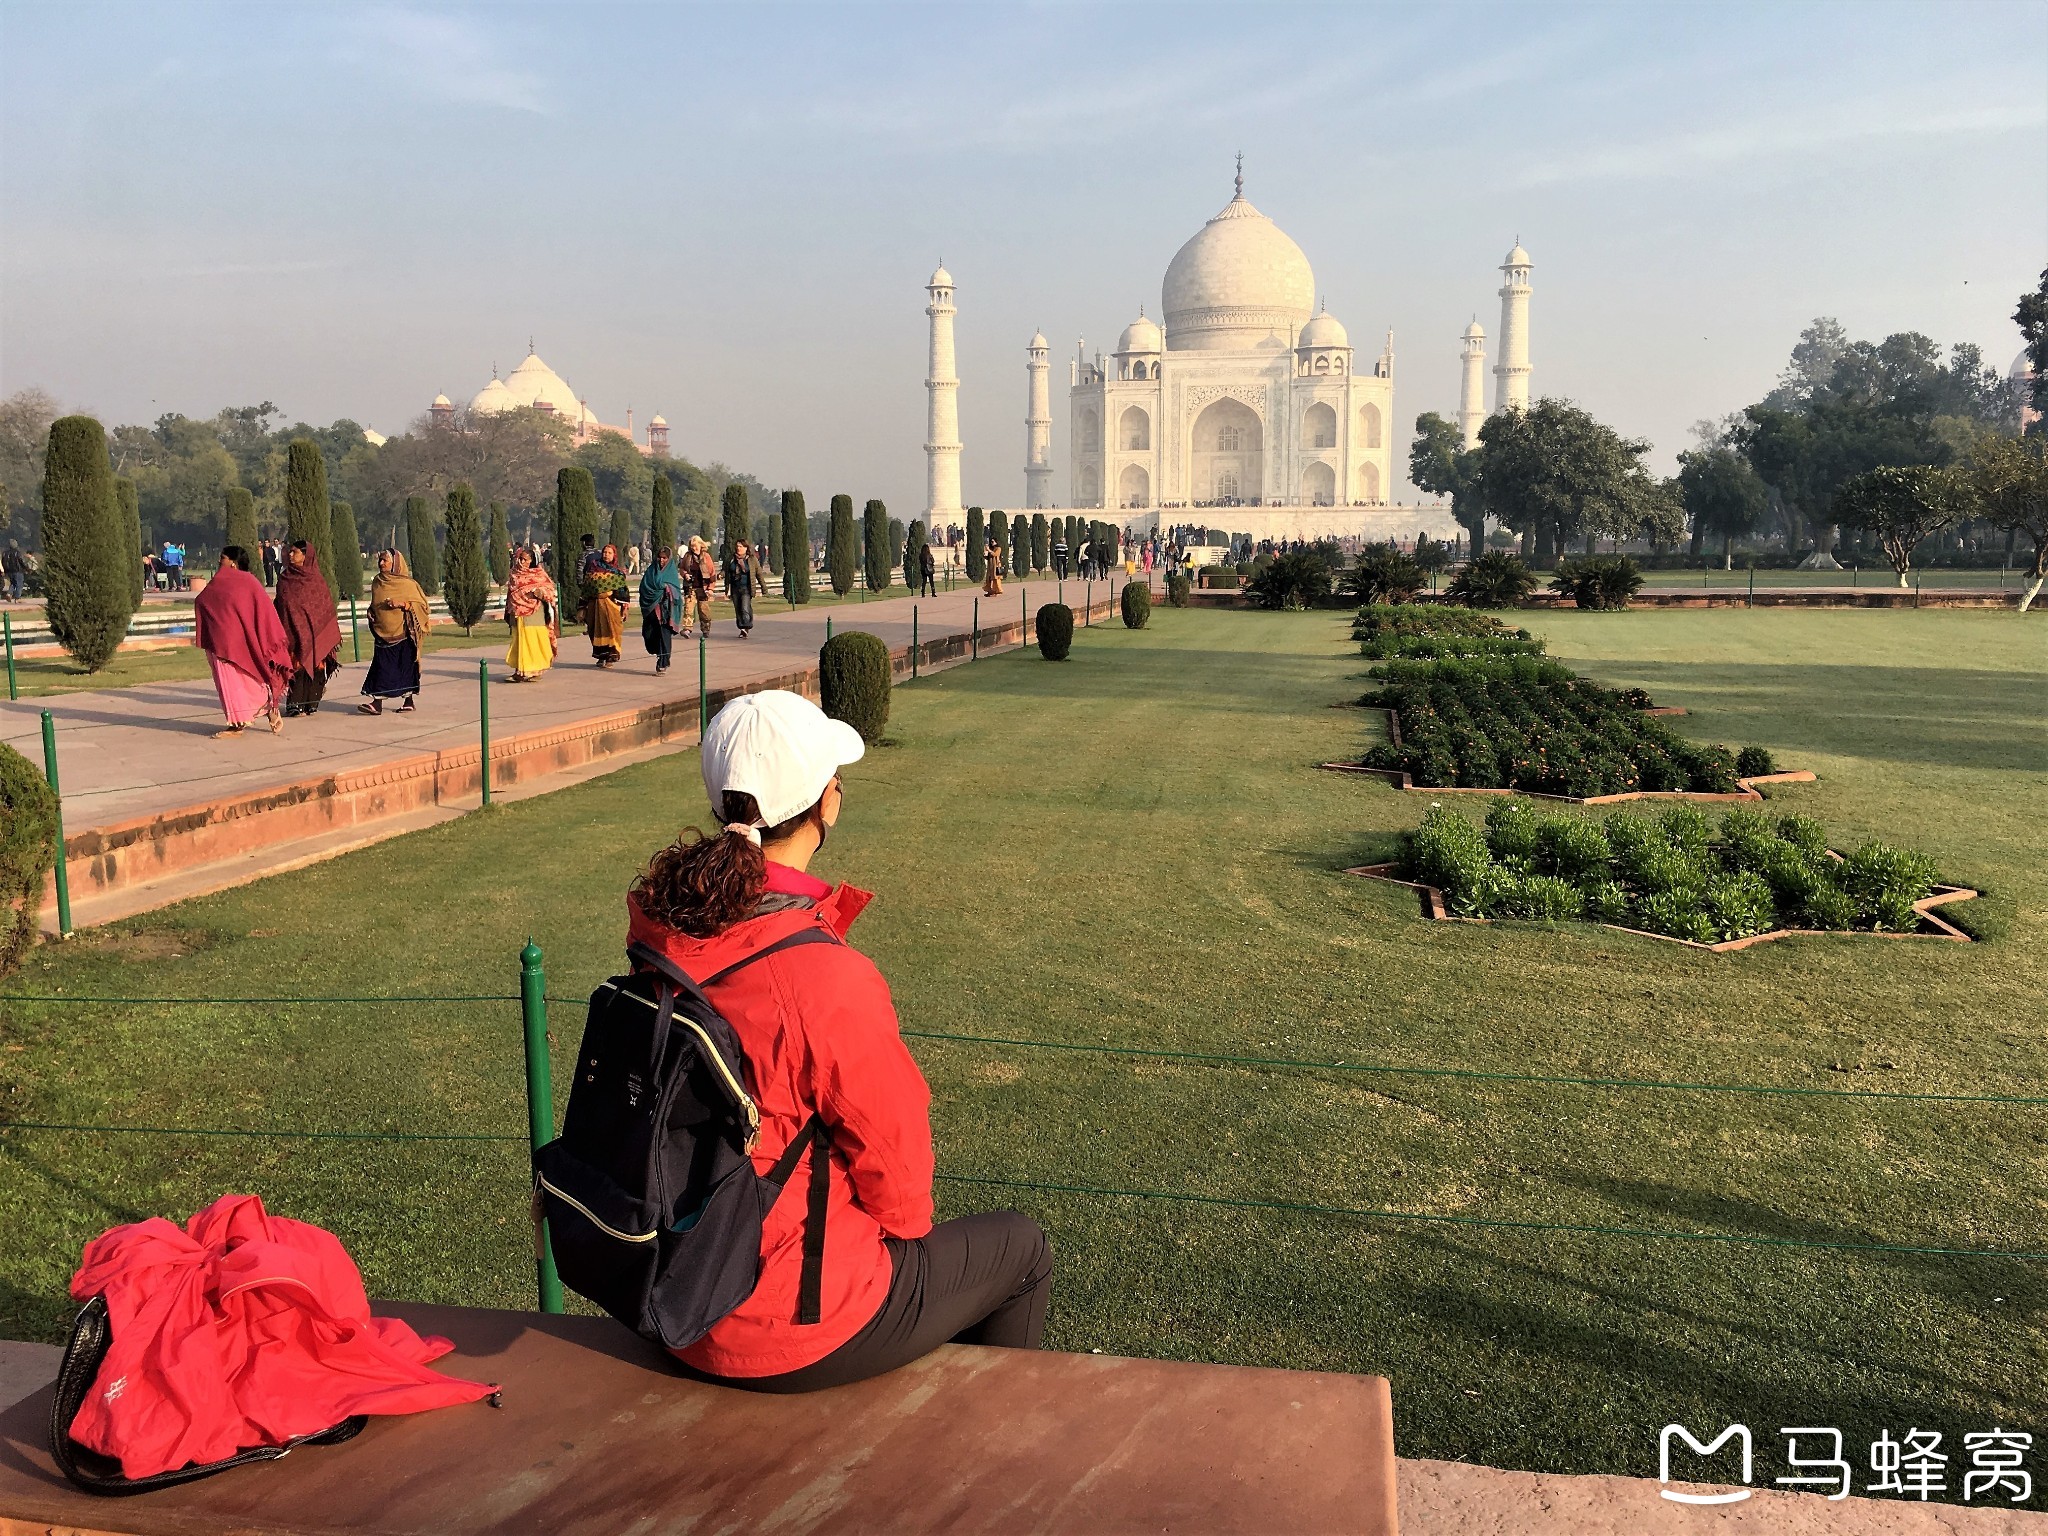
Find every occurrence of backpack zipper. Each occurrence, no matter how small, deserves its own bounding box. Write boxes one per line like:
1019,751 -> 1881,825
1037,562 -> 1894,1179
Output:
536,1173 -> 658,1244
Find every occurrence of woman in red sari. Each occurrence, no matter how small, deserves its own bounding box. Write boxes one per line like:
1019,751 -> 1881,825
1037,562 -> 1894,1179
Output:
274,540 -> 341,716
193,545 -> 291,738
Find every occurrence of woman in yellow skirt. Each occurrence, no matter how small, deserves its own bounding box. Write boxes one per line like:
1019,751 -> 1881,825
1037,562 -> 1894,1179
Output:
503,545 -> 558,681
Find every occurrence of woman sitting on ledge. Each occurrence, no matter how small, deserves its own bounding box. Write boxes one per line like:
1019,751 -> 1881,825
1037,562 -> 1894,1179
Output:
630,691 -> 1053,1392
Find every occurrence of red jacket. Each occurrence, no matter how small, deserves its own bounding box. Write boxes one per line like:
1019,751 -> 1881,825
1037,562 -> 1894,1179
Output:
67,1194 -> 495,1480
626,863 -> 934,1377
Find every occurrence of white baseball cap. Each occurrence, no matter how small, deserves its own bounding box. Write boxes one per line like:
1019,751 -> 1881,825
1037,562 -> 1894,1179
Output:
700,690 -> 865,829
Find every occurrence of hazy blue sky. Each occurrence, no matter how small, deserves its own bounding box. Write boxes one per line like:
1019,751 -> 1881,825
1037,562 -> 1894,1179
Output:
3,1 -> 2042,511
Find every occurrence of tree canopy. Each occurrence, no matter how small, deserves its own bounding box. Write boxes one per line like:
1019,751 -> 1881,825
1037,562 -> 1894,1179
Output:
1473,398 -> 1673,560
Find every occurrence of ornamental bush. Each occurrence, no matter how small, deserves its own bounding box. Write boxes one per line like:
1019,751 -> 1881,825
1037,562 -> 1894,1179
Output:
989,511 -> 1010,577
1346,541 -> 1425,606
1164,571 -> 1191,607
1246,548 -> 1338,610
1352,603 -> 1541,661
966,507 -> 985,583
1549,555 -> 1643,611
330,501 -> 363,599
555,468 -> 600,621
40,415 -> 133,672
1031,513 -> 1049,573
283,438 -> 337,595
1735,745 -> 1777,778
650,478 -> 676,562
828,494 -> 857,595
1400,804 -> 1947,942
1011,516 -> 1029,584
609,505 -> 630,558
116,477 -> 142,606
1036,603 -> 1073,660
223,486 -> 260,569
720,482 -> 750,562
0,740 -> 58,976
441,483 -> 489,631
819,630 -> 890,743
903,519 -> 926,589
1446,550 -> 1536,609
780,489 -> 810,603
1120,580 -> 1151,629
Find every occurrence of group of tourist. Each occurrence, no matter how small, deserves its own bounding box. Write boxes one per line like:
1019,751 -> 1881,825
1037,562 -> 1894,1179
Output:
190,542 -> 349,737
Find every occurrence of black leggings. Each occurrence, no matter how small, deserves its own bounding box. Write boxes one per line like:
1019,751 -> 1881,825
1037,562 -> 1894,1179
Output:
693,1210 -> 1051,1394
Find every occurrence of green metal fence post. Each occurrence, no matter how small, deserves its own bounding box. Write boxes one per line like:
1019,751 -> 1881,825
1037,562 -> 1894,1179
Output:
971,598 -> 979,661
349,597 -> 361,663
477,661 -> 492,808
1086,579 -> 1093,625
41,710 -> 72,938
826,614 -> 833,642
911,605 -> 919,680
1915,569 -> 1922,609
520,939 -> 564,1314
1021,587 -> 1027,639
698,628 -> 708,738
1747,566 -> 1755,608
4,611 -> 15,701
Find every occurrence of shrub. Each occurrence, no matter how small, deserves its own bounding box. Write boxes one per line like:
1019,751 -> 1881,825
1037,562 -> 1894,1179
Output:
819,630 -> 890,743
404,495 -> 439,595
609,505 -> 630,559
1484,799 -> 1538,863
1199,566 -> 1240,589
989,512 -> 1010,577
283,438 -> 337,595
554,467 -> 600,621
1036,603 -> 1074,660
1011,516 -> 1030,583
1505,874 -> 1585,922
1615,686 -> 1656,709
116,476 -> 142,607
720,482 -> 750,562
0,741 -> 58,975
1735,745 -> 1777,778
1120,580 -> 1151,629
1802,885 -> 1859,931
1657,803 -> 1713,858
1534,815 -> 1611,885
1031,512 -> 1049,573
827,494 -> 857,595
1777,815 -> 1829,858
863,499 -> 892,592
1165,572 -> 1191,607
1549,554 -> 1643,610
902,519 -> 927,589
1839,842 -> 1938,932
40,415 -> 133,673
967,509 -> 986,583
1446,550 -> 1535,609
1706,870 -> 1777,940
1346,541 -> 1425,606
1639,888 -> 1716,944
223,486 -> 260,568
1246,548 -> 1338,610
441,483 -> 489,631
330,501 -> 363,599
781,489 -> 810,603
1408,806 -> 1490,913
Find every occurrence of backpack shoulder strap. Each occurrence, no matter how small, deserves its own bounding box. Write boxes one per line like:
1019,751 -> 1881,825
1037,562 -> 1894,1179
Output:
626,924 -> 838,998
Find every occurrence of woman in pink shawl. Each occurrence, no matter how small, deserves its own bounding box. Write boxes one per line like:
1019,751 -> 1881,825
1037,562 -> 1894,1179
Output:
194,545 -> 291,738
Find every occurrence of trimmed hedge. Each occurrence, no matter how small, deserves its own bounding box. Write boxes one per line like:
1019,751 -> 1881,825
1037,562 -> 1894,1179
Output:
0,741 -> 57,975
1404,802 -> 1944,941
1120,580 -> 1151,629
1361,655 -> 1743,796
1164,572 -> 1191,607
1352,603 -> 1543,661
1036,603 -> 1074,659
819,630 -> 890,743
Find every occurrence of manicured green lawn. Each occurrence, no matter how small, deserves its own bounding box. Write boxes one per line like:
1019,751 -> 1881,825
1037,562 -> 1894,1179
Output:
2,604 -> 2041,1491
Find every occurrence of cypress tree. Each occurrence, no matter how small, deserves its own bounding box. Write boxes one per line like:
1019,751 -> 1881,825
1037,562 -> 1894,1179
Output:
989,511 -> 1009,577
486,501 -> 509,586
1066,515 -> 1083,564
829,494 -> 857,594
1031,512 -> 1049,573
966,507 -> 985,582
721,482 -> 750,562
608,503 -> 630,559
555,468 -> 600,625
888,516 -> 904,568
283,439 -> 337,596
404,495 -> 440,595
442,483 -> 489,631
862,499 -> 890,592
331,501 -> 363,598
1011,516 -> 1028,583
756,515 -> 780,574
115,476 -> 143,606
223,486 -> 260,567
651,475 -> 676,558
40,416 -> 133,673
903,518 -> 926,589
780,489 -> 810,603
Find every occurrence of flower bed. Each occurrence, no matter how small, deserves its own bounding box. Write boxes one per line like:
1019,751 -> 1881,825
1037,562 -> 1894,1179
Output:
1356,803 -> 1975,949
1352,604 -> 1546,662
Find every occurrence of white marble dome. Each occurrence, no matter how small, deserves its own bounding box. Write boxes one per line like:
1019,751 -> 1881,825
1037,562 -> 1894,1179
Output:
1464,318 -> 1486,339
503,350 -> 581,415
1297,309 -> 1349,350
1117,309 -> 1163,354
470,377 -> 512,415
1503,242 -> 1532,267
431,393 -> 452,407
1162,189 -> 1315,352
2012,348 -> 2034,380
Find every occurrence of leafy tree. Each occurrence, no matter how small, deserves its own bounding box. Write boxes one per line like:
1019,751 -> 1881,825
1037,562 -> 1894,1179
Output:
862,499 -> 890,592
903,518 -> 927,589
1677,447 -> 1768,567
331,500 -> 363,599
988,511 -> 1009,577
404,495 -> 439,595
574,430 -> 653,536
780,489 -> 810,603
1972,433 -> 2048,610
1410,411 -> 1485,553
1029,512 -> 1048,573
1474,399 -> 1663,561
486,500 -> 510,585
223,486 -> 260,563
966,507 -> 985,582
649,476 -> 676,559
827,494 -> 857,594
0,387 -> 60,535
114,476 -> 142,605
40,416 -> 133,671
442,483 -> 489,631
1831,465 -> 1973,585
720,482 -> 749,562
283,438 -> 337,595
554,467 -> 600,622
2016,268 -> 2048,419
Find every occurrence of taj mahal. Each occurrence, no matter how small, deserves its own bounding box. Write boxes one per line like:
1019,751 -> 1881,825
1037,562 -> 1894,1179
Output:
924,163 -> 1532,543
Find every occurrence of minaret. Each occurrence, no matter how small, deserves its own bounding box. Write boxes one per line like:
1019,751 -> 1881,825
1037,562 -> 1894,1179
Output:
1024,331 -> 1052,508
1458,318 -> 1487,447
1493,240 -> 1533,413
924,263 -> 963,532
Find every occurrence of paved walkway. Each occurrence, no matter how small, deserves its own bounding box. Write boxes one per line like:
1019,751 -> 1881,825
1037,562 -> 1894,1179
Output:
2,577 -> 1113,836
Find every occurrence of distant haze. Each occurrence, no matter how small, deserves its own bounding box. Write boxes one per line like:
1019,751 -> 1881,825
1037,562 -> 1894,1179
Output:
3,2 -> 2041,512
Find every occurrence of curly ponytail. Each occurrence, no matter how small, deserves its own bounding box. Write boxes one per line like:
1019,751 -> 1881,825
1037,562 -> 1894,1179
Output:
632,791 -> 818,937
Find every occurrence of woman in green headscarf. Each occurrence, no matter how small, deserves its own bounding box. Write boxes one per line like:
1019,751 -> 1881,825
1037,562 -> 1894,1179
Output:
639,545 -> 684,675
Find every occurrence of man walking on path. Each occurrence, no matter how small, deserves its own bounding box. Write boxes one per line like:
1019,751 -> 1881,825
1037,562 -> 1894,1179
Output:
1052,534 -> 1069,581
2,541 -> 23,600
918,540 -> 937,597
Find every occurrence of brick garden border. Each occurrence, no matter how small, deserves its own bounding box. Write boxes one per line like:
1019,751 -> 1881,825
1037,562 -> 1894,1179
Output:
1342,861 -> 1979,951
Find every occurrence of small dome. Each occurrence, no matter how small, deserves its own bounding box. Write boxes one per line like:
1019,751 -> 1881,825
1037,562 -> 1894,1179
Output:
1503,242 -> 1532,267
929,263 -> 954,288
649,413 -> 667,428
432,393 -> 452,407
1117,310 -> 1162,354
470,377 -> 513,415
2012,348 -> 2034,380
362,427 -> 387,447
1297,310 -> 1349,350
1463,319 -> 1485,338
1029,330 -> 1048,349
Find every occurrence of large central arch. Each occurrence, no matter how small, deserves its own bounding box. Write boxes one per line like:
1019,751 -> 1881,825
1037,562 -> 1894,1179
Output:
1190,398 -> 1263,506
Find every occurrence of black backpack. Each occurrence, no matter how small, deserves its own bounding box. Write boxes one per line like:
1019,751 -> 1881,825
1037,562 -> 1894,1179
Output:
533,930 -> 838,1350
